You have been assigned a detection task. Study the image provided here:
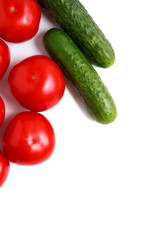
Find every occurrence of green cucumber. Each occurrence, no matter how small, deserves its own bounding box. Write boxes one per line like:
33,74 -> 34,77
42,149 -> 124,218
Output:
38,0 -> 115,68
43,28 -> 117,124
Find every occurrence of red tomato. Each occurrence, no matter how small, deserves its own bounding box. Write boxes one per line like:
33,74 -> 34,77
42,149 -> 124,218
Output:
0,96 -> 5,127
0,0 -> 41,43
3,112 -> 55,165
9,55 -> 65,112
0,39 -> 10,80
0,151 -> 10,187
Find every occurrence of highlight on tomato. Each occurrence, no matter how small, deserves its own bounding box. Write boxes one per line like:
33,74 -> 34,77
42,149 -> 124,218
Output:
3,111 -> 55,165
0,39 -> 10,80
0,151 -> 10,187
0,0 -> 41,43
8,55 -> 65,112
0,96 -> 5,127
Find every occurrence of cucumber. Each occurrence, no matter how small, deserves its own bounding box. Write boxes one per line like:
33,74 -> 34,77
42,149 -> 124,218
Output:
43,28 -> 117,124
38,0 -> 115,68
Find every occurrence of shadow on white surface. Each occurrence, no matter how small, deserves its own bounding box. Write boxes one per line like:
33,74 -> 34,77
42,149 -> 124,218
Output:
34,31 -> 48,56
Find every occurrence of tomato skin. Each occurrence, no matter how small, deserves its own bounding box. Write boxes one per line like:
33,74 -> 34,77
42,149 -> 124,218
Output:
0,96 -> 5,127
9,55 -> 65,112
3,112 -> 55,165
0,0 -> 41,43
0,151 -> 10,187
0,39 -> 10,80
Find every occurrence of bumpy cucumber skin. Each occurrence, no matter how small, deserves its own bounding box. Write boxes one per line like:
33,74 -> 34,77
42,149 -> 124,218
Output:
43,28 -> 117,124
38,0 -> 115,68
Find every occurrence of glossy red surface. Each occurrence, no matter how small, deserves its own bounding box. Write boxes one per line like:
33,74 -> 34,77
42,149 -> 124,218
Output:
0,96 -> 5,127
0,39 -> 10,80
0,151 -> 10,187
3,112 -> 55,165
0,0 -> 41,43
9,55 -> 65,112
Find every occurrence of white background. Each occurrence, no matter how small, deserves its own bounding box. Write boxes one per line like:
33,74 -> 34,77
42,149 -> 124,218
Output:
0,0 -> 160,239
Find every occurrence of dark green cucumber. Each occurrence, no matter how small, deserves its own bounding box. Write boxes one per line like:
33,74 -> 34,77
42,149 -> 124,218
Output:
43,28 -> 117,124
38,0 -> 115,68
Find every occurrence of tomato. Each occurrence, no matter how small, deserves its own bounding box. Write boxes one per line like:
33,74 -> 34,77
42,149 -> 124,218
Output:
9,55 -> 65,112
0,0 -> 41,43
0,96 -> 5,127
0,151 -> 10,187
0,39 -> 10,80
3,112 -> 55,165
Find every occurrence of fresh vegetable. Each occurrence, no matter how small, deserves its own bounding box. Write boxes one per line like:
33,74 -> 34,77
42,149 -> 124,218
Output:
0,39 -> 10,80
3,112 -> 55,165
43,28 -> 117,124
0,96 -> 5,127
8,55 -> 65,112
0,0 -> 41,43
0,151 -> 10,187
38,0 -> 115,68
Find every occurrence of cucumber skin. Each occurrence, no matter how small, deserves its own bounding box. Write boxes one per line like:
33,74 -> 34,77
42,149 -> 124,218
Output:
38,0 -> 115,68
43,28 -> 117,124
